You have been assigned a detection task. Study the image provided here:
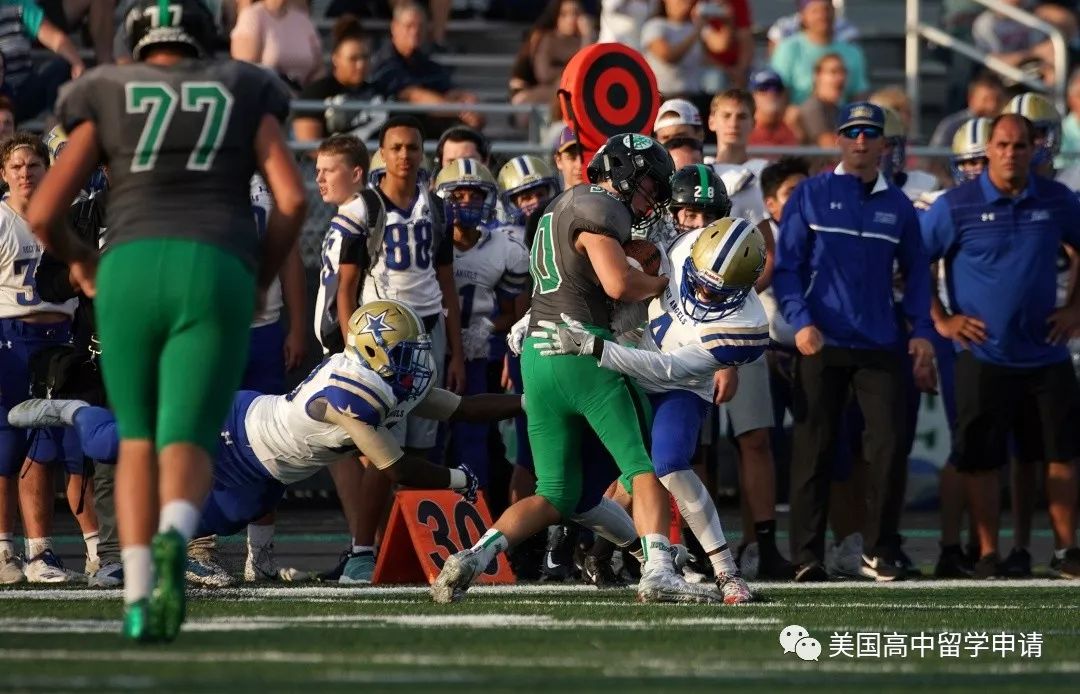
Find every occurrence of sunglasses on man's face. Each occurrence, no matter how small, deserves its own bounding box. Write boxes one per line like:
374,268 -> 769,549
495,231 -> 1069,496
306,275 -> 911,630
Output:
839,126 -> 883,140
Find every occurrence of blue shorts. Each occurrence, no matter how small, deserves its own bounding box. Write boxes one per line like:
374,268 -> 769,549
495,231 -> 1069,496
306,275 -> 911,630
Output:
242,320 -> 287,395
649,389 -> 710,477
0,318 -> 82,476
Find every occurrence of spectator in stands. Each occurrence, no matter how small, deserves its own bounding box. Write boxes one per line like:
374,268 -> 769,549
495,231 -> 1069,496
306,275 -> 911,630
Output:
642,0 -> 731,112
797,52 -> 846,148
36,0 -> 114,64
552,126 -> 583,187
775,102 -> 935,582
371,2 -> 485,130
1059,67 -> 1080,163
230,0 -> 324,92
0,1 -> 84,121
436,125 -> 491,170
652,97 -> 704,144
921,113 -> 1080,580
748,68 -> 799,148
700,1 -> 753,89
972,0 -> 1078,86
294,15 -> 392,146
770,0 -> 868,106
0,96 -> 13,140
930,72 -> 1006,148
598,0 -> 657,51
767,0 -> 858,54
511,0 -> 596,111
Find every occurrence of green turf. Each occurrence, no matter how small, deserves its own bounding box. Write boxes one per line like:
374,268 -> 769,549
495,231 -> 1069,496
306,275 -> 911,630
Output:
1,585 -> 1077,692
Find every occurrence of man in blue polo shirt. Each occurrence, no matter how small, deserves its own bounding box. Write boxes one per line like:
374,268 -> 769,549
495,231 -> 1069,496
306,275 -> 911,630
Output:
921,113 -> 1080,580
774,102 -> 936,582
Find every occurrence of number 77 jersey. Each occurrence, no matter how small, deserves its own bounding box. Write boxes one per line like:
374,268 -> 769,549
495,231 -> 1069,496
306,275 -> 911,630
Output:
55,59 -> 291,272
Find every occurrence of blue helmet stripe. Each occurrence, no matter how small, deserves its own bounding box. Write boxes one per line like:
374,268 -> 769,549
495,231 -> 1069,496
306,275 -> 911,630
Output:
711,219 -> 749,274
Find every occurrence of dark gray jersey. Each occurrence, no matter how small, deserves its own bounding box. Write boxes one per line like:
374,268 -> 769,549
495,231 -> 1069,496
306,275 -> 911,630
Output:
56,59 -> 291,270
528,184 -> 633,330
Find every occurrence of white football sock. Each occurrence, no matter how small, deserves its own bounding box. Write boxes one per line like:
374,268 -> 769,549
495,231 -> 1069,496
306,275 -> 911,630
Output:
158,500 -> 200,541
470,529 -> 508,566
26,537 -> 51,559
83,532 -> 100,562
122,545 -> 152,605
570,497 -> 636,547
246,523 -> 274,551
0,532 -> 15,555
642,533 -> 674,572
660,469 -> 737,573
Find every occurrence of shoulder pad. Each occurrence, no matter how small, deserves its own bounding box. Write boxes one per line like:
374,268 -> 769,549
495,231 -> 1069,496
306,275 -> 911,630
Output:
573,187 -> 633,240
697,294 -> 770,366
322,356 -> 397,423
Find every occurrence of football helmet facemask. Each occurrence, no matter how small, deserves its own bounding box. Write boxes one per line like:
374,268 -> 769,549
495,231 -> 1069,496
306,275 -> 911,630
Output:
434,158 -> 498,229
681,217 -> 766,321
346,300 -> 434,400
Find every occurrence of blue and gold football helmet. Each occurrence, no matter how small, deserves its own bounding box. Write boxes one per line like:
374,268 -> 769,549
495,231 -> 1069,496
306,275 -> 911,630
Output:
347,300 -> 433,400
681,217 -> 765,321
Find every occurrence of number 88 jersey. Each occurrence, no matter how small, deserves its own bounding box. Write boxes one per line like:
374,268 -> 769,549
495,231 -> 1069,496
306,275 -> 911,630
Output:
362,185 -> 451,318
0,201 -> 77,319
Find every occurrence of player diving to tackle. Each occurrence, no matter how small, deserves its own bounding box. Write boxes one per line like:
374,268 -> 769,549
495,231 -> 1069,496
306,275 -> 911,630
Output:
528,216 -> 769,602
9,301 -> 520,541
433,133 -> 724,605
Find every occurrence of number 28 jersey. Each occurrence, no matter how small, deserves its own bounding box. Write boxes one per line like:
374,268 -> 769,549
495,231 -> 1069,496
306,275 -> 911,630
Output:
362,186 -> 451,318
0,202 -> 77,319
55,59 -> 291,271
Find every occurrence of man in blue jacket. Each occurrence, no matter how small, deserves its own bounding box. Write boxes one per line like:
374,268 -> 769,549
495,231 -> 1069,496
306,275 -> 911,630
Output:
921,113 -> 1080,580
774,102 -> 936,582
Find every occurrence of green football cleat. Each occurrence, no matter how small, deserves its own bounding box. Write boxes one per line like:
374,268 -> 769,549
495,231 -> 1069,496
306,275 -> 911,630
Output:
150,530 -> 187,642
122,599 -> 156,642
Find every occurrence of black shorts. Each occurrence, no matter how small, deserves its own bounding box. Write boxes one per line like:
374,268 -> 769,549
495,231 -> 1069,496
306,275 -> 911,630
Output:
953,351 -> 1080,471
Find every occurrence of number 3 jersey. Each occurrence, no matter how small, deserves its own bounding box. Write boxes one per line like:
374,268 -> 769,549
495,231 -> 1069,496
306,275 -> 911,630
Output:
599,228 -> 770,401
361,185 -> 451,318
55,59 -> 291,271
241,351 -> 434,484
0,202 -> 77,319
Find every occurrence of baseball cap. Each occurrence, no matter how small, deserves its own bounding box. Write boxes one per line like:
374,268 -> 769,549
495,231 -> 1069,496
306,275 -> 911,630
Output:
554,126 -> 580,155
836,102 -> 885,133
749,68 -> 784,93
653,98 -> 703,133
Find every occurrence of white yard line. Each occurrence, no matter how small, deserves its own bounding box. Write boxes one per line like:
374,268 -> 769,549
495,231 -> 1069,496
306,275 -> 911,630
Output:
3,578 -> 1079,602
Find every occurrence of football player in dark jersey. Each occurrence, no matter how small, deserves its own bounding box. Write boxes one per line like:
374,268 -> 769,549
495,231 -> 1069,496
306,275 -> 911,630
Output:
27,0 -> 307,642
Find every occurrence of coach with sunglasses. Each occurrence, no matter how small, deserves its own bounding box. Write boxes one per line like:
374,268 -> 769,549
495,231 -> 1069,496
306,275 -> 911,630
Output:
774,102 -> 936,582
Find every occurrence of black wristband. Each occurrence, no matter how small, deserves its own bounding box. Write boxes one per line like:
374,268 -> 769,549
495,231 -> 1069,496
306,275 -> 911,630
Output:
592,338 -> 605,359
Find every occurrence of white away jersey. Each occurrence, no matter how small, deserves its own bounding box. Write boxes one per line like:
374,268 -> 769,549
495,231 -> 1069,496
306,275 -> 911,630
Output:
0,201 -> 76,319
361,186 -> 450,318
598,228 -> 770,400
243,351 -> 434,484
453,228 -> 529,331
250,176 -> 283,328
710,159 -> 768,225
316,190 -> 383,348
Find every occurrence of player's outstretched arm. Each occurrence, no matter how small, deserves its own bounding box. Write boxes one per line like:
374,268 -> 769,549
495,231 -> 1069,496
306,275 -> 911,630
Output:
255,114 -> 308,292
578,232 -> 667,303
411,388 -> 523,423
321,406 -> 477,499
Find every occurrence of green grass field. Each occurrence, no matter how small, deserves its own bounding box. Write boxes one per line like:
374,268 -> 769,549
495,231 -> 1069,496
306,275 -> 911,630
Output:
1,581 -> 1078,692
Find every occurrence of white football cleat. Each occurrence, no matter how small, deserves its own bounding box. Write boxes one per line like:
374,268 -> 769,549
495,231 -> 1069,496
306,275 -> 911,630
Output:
716,572 -> 754,604
431,550 -> 484,604
0,547 -> 24,584
7,398 -> 88,428
637,566 -> 723,604
244,544 -> 308,582
24,549 -> 71,583
187,537 -> 235,588
88,561 -> 123,588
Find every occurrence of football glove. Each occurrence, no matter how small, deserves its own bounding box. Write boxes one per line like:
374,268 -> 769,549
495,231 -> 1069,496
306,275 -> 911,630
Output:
506,311 -> 530,356
531,313 -> 603,358
455,464 -> 480,503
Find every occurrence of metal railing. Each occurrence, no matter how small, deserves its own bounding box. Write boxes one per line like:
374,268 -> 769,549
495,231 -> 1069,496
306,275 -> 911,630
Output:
905,0 -> 1067,139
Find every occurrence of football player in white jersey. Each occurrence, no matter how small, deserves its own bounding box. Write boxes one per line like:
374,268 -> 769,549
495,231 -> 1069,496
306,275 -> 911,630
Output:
314,135 -> 386,355
0,133 -> 79,585
529,217 -> 774,602
497,155 -> 560,236
435,159 -> 529,489
8,301 -> 528,561
877,106 -> 940,202
339,116 -> 466,583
